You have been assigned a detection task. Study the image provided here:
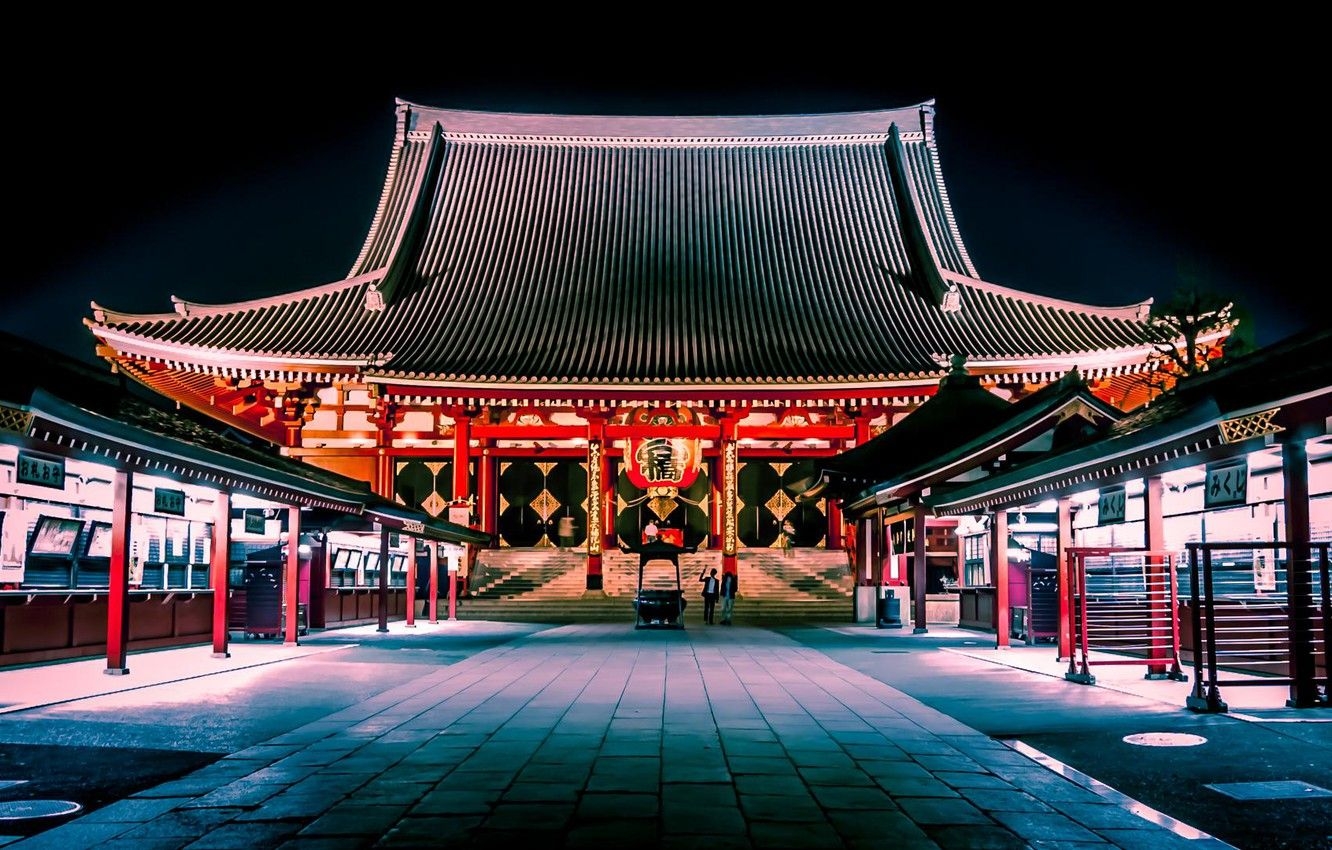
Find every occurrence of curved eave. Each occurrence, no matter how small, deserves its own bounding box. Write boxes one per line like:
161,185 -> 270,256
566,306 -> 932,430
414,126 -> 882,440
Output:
88,324 -> 385,381
26,389 -> 372,512
951,272 -> 1154,323
89,271 -> 385,326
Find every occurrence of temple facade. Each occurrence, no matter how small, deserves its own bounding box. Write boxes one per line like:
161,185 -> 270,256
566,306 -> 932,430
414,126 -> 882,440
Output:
86,99 -> 1176,588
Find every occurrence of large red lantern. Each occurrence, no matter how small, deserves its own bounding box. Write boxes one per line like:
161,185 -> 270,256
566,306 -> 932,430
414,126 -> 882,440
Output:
622,406 -> 702,490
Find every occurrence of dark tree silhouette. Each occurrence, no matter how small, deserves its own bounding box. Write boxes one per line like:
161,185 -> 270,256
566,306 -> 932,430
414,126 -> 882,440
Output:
1146,287 -> 1242,377
1127,259 -> 1251,407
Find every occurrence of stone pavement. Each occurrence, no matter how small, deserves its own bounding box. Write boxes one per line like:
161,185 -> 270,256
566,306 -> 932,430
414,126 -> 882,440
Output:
0,621 -> 1242,849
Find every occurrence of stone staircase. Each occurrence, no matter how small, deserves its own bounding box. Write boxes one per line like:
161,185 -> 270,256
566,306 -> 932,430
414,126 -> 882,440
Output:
456,547 -> 855,625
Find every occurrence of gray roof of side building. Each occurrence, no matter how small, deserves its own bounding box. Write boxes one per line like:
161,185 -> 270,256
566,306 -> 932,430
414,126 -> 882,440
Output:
926,326 -> 1332,515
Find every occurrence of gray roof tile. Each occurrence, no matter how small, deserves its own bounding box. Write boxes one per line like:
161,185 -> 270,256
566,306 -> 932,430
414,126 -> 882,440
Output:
90,102 -> 1157,392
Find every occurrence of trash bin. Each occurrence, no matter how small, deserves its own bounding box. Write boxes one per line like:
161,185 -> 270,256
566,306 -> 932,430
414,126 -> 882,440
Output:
877,588 -> 902,629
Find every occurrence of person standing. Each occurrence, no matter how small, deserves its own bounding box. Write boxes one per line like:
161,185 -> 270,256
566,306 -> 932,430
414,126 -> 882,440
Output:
719,569 -> 738,625
557,515 -> 575,551
699,567 -> 720,624
644,519 -> 659,543
781,519 -> 796,558
415,556 -> 433,619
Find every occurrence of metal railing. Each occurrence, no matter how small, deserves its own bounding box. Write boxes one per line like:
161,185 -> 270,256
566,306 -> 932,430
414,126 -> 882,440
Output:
1185,541 -> 1330,712
1063,548 -> 1187,685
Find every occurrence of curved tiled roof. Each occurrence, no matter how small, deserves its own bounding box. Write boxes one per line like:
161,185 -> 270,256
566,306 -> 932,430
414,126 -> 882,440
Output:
88,100 -> 1158,395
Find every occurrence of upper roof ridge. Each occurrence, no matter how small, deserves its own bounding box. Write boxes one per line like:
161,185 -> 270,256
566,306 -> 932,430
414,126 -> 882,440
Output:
396,99 -> 937,142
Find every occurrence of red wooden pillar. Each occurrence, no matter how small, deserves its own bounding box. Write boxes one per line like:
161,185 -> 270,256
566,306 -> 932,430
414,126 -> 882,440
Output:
479,444 -> 496,539
435,543 -> 450,622
284,507 -> 300,645
912,504 -> 928,634
1143,476 -> 1170,677
375,450 -> 394,499
1057,496 -> 1074,660
405,536 -> 418,628
827,499 -> 842,551
105,468 -> 133,675
377,524 -> 390,633
992,509 -> 1010,649
211,491 -> 231,658
452,410 -> 472,503
709,454 -> 723,550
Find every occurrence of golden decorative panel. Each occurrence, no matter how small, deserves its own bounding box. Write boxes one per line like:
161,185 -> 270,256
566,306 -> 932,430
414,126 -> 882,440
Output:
765,490 -> 794,518
420,491 -> 447,517
1218,408 -> 1283,444
0,404 -> 32,435
531,489 -> 559,521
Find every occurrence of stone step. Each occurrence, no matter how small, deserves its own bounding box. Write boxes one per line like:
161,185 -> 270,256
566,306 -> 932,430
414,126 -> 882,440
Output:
453,595 -> 854,625
466,547 -> 856,606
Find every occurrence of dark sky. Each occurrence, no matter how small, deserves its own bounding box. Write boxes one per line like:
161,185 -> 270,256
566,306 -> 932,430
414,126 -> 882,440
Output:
6,24 -> 1317,365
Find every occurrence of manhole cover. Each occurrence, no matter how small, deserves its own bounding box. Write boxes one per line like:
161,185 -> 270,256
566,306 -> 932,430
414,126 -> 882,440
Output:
1206,780 -> 1332,801
0,799 -> 83,820
1123,732 -> 1208,747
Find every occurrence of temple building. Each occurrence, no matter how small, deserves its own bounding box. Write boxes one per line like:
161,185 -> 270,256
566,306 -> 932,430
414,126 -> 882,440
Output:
85,98 -> 1177,594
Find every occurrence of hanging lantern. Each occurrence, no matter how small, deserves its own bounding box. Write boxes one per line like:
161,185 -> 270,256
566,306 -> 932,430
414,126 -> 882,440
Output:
622,406 -> 702,490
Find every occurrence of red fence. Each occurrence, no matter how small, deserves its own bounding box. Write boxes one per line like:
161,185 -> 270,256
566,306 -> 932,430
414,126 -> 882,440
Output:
1063,548 -> 1187,685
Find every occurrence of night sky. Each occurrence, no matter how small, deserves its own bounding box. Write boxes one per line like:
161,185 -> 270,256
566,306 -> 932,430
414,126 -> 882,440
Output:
6,24 -> 1316,365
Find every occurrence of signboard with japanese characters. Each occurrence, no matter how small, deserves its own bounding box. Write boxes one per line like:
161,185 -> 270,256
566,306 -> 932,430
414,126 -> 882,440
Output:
1204,457 -> 1249,509
1097,484 -> 1126,525
244,510 -> 267,535
16,451 -> 65,490
154,487 -> 186,516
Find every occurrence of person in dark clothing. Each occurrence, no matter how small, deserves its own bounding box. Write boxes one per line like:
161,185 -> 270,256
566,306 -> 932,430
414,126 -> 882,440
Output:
699,567 -> 720,624
416,558 -> 434,619
719,569 -> 738,625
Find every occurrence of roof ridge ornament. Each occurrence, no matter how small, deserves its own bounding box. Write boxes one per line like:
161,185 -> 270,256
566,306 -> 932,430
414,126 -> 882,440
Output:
365,285 -> 386,312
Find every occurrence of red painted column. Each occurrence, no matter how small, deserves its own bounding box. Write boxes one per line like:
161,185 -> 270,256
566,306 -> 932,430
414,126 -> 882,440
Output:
405,536 -> 418,628
452,410 -> 472,503
211,491 -> 232,658
375,448 -> 394,499
435,543 -> 450,622
709,454 -> 722,550
827,498 -> 842,550
1143,476 -> 1170,676
105,469 -> 133,675
377,525 -> 390,633
599,431 -> 613,554
1057,496 -> 1074,660
285,507 -> 300,645
479,443 -> 496,539
912,504 -> 928,634
991,510 -> 1010,649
